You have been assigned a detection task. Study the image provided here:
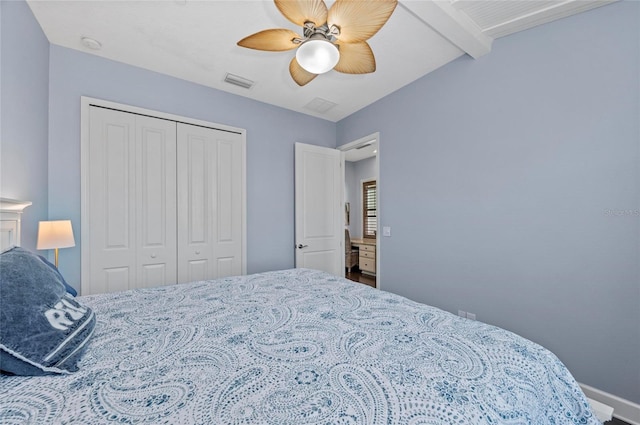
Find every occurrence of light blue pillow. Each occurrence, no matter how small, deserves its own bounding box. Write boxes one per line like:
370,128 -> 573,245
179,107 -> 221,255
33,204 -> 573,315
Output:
0,247 -> 95,375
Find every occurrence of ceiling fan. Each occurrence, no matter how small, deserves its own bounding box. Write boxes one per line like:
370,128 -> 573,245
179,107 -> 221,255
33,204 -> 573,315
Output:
237,0 -> 398,86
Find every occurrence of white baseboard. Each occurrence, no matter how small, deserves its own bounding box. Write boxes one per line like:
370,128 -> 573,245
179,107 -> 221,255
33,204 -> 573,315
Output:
588,397 -> 614,422
580,383 -> 640,425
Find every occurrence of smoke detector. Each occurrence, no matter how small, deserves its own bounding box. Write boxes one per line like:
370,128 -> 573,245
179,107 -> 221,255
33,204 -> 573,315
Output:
81,37 -> 102,50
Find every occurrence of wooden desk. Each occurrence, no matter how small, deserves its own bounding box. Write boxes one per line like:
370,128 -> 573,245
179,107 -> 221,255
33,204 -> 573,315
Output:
351,238 -> 376,275
350,238 -> 375,247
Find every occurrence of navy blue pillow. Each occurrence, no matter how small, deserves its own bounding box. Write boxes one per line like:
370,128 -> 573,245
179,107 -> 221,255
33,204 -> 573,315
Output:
0,247 -> 95,375
37,254 -> 77,297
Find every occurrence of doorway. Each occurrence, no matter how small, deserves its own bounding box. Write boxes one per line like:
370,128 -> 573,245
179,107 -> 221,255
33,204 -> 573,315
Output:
340,133 -> 380,288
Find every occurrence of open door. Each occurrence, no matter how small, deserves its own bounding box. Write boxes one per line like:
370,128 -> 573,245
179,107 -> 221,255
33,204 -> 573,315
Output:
294,142 -> 343,275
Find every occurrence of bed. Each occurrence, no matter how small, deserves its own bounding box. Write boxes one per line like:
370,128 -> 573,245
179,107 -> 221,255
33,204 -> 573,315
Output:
0,264 -> 600,424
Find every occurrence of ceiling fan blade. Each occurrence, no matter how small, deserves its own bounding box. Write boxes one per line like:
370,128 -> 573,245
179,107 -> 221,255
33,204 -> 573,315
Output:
237,29 -> 300,51
328,0 -> 398,43
275,0 -> 328,28
334,41 -> 375,74
289,57 -> 318,86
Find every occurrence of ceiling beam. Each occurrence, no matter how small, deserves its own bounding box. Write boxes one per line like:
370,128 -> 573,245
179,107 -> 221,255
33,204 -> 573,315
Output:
399,0 -> 493,59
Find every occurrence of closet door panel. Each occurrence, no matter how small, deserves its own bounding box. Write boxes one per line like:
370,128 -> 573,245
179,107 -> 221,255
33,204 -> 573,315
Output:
186,138 -> 208,245
185,259 -> 208,283
216,257 -> 235,278
141,264 -> 167,289
177,124 -> 242,283
217,141 -> 234,242
177,124 -> 212,283
105,267 -> 130,293
88,107 -> 137,294
105,131 -> 129,249
87,107 -> 178,294
214,138 -> 243,278
136,116 -> 177,288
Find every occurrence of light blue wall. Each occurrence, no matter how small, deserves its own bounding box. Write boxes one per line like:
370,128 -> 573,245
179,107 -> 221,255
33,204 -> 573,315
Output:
338,1 -> 640,403
47,44 -> 336,288
345,156 -> 377,239
0,0 -> 50,251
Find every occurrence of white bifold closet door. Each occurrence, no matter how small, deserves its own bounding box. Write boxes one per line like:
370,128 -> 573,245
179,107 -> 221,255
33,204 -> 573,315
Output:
86,106 -> 242,295
88,108 -> 177,294
177,123 -> 243,283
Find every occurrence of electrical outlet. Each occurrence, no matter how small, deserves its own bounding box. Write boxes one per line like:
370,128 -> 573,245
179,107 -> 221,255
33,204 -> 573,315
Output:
457,310 -> 477,320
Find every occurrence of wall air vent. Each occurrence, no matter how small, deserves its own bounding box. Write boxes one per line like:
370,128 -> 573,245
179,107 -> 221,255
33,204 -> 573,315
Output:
356,140 -> 375,149
224,73 -> 254,89
304,97 -> 337,114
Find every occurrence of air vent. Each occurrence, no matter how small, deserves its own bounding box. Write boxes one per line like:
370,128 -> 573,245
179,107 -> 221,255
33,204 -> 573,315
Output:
224,73 -> 254,89
356,140 -> 375,150
304,97 -> 337,113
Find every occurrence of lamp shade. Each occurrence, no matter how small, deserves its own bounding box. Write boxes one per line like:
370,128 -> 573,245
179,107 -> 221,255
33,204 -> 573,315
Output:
37,220 -> 75,250
296,39 -> 340,74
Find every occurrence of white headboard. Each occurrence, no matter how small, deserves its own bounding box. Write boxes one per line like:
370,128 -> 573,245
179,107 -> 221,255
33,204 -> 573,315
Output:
0,198 -> 32,251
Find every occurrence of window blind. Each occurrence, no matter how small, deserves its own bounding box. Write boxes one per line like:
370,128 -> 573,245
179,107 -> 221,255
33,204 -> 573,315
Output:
363,180 -> 377,238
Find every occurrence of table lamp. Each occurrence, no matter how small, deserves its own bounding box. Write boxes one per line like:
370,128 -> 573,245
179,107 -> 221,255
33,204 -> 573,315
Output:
37,220 -> 75,268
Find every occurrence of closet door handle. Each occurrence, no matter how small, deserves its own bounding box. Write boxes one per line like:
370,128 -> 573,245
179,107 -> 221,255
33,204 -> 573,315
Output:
150,253 -> 157,258
297,244 -> 308,249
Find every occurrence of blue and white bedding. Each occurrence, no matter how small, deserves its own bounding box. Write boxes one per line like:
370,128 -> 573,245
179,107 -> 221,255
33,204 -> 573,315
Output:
0,268 -> 599,424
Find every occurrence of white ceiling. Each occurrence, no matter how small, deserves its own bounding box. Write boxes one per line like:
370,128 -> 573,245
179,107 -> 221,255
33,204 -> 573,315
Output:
27,0 -> 615,122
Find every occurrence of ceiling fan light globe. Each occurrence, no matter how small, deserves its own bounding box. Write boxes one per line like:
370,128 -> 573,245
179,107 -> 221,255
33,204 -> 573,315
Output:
296,39 -> 340,74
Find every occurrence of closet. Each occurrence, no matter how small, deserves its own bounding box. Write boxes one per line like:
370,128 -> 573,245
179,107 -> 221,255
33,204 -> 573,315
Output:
82,104 -> 244,295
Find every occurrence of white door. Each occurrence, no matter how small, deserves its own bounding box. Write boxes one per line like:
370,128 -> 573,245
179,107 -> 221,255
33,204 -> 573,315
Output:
294,142 -> 343,275
87,107 -> 177,294
177,123 -> 243,283
135,115 -> 177,288
88,107 -> 136,294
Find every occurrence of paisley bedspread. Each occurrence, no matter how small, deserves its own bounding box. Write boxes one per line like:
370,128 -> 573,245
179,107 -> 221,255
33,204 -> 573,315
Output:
0,268 -> 600,424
